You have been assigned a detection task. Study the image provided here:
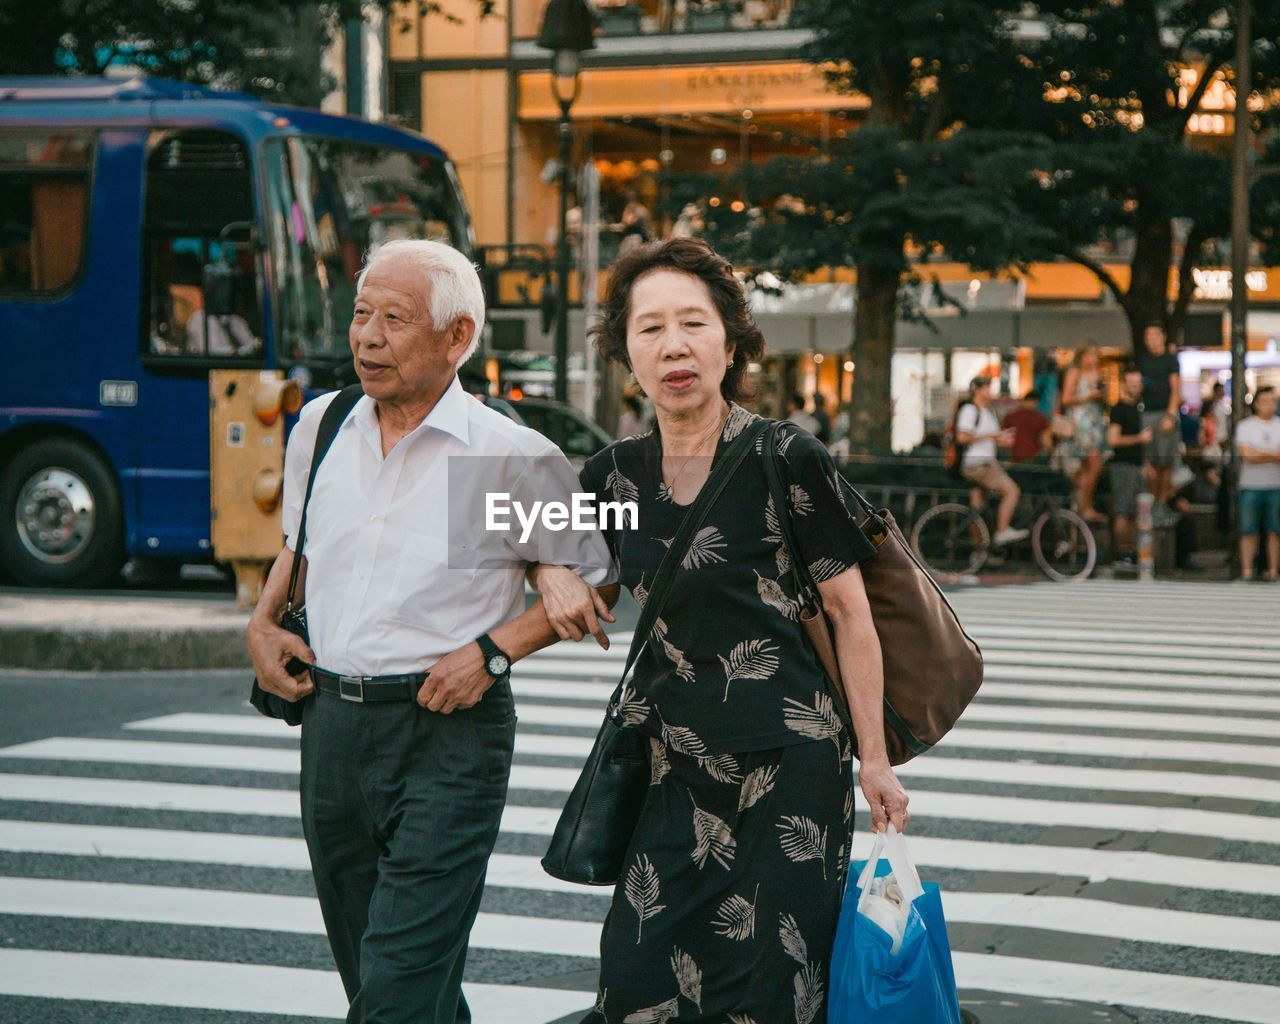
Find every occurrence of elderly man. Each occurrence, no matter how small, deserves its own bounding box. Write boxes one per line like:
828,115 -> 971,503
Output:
247,239 -> 616,1023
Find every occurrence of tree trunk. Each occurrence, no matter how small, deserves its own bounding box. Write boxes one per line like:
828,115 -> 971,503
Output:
849,261 -> 899,452
1125,210 -> 1174,349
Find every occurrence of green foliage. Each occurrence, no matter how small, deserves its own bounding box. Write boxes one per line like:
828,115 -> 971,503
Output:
975,1 -> 1280,339
0,1 -> 494,108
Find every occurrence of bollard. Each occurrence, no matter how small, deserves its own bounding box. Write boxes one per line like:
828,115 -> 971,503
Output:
1136,491 -> 1155,580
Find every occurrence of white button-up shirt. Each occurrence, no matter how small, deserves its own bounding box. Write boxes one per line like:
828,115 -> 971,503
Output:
281,375 -> 615,676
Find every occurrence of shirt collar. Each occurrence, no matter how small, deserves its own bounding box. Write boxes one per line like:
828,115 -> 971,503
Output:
349,373 -> 472,448
420,374 -> 471,445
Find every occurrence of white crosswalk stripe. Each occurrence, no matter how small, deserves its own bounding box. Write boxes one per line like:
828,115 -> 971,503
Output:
0,580 -> 1277,1022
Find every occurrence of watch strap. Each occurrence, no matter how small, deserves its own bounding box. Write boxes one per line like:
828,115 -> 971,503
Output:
475,632 -> 510,676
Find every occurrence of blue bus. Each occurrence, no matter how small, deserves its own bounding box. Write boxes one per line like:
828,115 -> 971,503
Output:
0,76 -> 475,586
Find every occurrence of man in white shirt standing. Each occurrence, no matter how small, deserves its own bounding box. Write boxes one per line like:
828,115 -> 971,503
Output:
955,376 -> 1029,546
1236,386 -> 1280,581
247,239 -> 617,1023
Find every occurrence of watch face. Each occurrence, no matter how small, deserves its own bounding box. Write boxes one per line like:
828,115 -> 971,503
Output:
488,653 -> 510,676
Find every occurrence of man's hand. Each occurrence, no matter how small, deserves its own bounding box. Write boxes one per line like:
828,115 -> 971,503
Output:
858,760 -> 910,834
247,617 -> 315,703
534,564 -> 615,649
1139,427 -> 1154,444
417,642 -> 494,713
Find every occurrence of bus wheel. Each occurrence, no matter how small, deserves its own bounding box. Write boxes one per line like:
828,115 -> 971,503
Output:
0,439 -> 125,588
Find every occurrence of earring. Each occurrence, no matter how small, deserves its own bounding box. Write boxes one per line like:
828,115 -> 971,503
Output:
727,359 -> 735,369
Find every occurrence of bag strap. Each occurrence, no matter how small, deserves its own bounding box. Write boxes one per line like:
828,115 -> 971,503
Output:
285,384 -> 365,611
762,421 -> 819,605
608,418 -> 772,713
855,823 -> 924,905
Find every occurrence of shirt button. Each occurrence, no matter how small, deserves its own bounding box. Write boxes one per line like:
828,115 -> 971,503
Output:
370,514 -> 379,522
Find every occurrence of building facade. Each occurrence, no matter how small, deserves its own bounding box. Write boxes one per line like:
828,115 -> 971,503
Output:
386,1 -> 1280,445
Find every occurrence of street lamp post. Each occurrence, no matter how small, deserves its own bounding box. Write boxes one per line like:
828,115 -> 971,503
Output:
1230,0 -> 1252,444
536,0 -> 596,404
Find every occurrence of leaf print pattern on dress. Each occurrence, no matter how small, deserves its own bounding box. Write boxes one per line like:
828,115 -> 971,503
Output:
681,525 -> 728,569
717,638 -> 780,701
632,573 -> 648,609
649,736 -> 671,786
619,685 -> 652,726
808,556 -> 850,583
737,763 -> 779,811
755,571 -> 800,621
722,404 -> 755,441
670,947 -> 703,1012
652,617 -> 695,682
607,452 -> 640,505
697,751 -> 743,784
789,483 -> 813,516
622,996 -> 679,1024
691,799 -> 737,870
793,961 -> 824,1024
711,883 -> 759,941
777,815 -> 828,880
660,721 -> 741,783
779,913 -> 808,965
727,1016 -> 759,1024
625,854 -> 667,943
782,692 -> 843,766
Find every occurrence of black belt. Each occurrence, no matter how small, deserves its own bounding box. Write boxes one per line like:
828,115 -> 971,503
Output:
312,666 -> 425,704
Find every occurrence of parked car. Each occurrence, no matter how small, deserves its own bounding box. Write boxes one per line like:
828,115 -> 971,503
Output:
475,394 -> 613,467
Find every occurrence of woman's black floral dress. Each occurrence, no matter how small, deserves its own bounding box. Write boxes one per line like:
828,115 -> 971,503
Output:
577,404 -> 879,1024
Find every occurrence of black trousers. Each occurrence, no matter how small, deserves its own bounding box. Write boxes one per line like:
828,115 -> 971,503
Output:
300,677 -> 516,1024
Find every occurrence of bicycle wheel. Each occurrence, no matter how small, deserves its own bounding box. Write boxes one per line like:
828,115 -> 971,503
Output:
1032,507 -> 1097,581
910,503 -> 990,578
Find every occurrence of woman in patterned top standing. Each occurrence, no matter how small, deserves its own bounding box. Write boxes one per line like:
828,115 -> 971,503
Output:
534,237 -> 909,1024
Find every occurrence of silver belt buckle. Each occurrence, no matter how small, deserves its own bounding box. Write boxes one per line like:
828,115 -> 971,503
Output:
338,675 -> 367,703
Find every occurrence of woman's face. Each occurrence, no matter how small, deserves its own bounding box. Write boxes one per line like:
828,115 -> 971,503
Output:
1081,349 -> 1098,372
625,269 -> 734,417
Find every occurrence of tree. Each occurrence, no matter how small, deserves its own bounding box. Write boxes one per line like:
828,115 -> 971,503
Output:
981,1 -> 1280,349
0,1 -> 494,108
665,0 -> 1036,451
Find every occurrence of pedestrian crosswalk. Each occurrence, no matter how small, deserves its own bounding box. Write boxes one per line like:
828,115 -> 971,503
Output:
0,579 -> 1276,1023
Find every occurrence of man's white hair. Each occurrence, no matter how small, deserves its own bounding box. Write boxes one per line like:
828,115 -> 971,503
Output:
356,239 -> 486,363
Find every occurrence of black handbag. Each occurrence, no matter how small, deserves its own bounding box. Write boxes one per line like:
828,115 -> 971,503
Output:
541,420 -> 770,885
249,385 -> 364,726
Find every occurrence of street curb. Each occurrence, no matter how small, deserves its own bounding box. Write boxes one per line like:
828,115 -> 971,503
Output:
0,625 -> 252,673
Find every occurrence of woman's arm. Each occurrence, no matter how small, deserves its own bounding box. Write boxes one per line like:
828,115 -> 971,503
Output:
1060,367 -> 1081,407
816,564 -> 910,833
527,563 -> 619,648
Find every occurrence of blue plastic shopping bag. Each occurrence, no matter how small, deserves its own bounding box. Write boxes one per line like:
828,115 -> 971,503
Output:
829,825 -> 961,1024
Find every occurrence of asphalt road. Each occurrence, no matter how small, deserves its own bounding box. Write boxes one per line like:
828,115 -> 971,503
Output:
0,580 -> 1276,1023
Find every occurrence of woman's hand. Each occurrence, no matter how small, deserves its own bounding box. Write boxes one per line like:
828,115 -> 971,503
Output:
529,563 -> 616,649
858,759 -> 910,834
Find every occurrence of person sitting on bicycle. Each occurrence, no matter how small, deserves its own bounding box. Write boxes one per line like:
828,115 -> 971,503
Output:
955,376 -> 1029,546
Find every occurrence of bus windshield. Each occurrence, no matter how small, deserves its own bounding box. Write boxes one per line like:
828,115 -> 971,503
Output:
263,137 -> 472,366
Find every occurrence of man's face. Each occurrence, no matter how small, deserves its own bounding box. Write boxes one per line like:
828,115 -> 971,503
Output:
1144,326 -> 1167,356
349,254 -> 474,406
972,383 -> 992,406
1256,391 -> 1278,419
1123,372 -> 1144,400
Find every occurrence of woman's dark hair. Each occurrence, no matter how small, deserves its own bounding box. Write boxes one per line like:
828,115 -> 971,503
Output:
588,237 -> 766,402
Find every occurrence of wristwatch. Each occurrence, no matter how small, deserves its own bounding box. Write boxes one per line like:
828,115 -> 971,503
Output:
475,632 -> 512,680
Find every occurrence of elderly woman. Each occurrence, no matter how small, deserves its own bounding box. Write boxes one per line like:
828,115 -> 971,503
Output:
534,237 -> 908,1023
